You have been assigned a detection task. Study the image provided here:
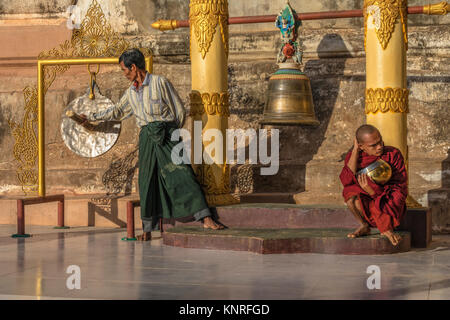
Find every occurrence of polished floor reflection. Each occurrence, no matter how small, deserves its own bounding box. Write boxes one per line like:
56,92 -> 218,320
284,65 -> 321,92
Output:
0,225 -> 449,300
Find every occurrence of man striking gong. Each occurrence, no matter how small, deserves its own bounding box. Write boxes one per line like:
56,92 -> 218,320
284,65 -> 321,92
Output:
80,48 -> 224,241
340,124 -> 408,246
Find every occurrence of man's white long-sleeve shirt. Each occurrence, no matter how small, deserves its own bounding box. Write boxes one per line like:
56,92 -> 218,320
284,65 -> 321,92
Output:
90,72 -> 186,128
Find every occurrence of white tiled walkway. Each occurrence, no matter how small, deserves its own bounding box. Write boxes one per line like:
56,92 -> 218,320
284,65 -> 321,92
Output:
0,225 -> 449,300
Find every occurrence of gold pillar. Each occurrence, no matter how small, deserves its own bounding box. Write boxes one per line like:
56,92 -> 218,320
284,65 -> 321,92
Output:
364,0 -> 421,207
189,0 -> 237,205
364,0 -> 408,155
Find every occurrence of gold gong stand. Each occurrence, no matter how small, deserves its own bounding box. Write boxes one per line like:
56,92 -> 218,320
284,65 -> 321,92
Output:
9,0 -> 153,196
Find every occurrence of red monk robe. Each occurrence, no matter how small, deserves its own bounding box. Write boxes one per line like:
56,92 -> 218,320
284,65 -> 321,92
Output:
339,146 -> 408,233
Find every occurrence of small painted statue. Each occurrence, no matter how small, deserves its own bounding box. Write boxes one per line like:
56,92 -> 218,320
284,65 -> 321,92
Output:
275,1 -> 303,64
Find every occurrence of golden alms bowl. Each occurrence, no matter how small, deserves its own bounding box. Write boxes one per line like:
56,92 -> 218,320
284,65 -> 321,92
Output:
357,159 -> 392,185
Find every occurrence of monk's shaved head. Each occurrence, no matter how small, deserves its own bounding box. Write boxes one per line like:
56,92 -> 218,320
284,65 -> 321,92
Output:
356,124 -> 380,143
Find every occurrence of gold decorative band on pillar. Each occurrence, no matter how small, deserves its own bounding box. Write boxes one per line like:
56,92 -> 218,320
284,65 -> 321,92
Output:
189,91 -> 230,116
189,0 -> 229,59
365,87 -> 409,114
364,0 -> 408,51
193,164 -> 236,206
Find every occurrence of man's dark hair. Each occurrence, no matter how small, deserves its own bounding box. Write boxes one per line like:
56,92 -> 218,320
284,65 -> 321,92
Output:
356,124 -> 380,143
119,48 -> 146,71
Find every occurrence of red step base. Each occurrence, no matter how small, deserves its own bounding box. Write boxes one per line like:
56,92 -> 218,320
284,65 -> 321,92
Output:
162,227 -> 411,255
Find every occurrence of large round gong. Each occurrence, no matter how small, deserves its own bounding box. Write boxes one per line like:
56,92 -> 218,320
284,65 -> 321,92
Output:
61,82 -> 121,158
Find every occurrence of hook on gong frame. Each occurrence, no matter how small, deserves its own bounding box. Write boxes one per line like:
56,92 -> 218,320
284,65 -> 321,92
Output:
87,64 -> 100,100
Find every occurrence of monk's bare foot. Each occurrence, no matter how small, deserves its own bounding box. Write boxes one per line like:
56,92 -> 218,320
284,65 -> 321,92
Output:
347,225 -> 371,238
136,232 -> 152,241
382,230 -> 402,246
203,216 -> 225,230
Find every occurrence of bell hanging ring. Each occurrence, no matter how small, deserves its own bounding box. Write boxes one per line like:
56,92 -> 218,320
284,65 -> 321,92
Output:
87,64 -> 100,100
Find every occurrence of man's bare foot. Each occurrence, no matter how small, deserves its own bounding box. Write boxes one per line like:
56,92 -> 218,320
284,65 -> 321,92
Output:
203,216 -> 225,230
347,225 -> 371,238
136,232 -> 151,241
382,230 -> 402,246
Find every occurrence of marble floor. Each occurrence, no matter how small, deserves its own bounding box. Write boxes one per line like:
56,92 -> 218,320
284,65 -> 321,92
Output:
0,224 -> 449,300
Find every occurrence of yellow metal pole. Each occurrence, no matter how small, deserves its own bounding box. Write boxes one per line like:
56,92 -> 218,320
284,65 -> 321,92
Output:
189,0 -> 237,206
37,56 -> 153,197
37,61 -> 45,197
39,58 -> 118,66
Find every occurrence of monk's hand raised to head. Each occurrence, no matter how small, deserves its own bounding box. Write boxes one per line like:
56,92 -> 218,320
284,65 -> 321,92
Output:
358,173 -> 375,196
353,137 -> 360,153
347,137 -> 360,175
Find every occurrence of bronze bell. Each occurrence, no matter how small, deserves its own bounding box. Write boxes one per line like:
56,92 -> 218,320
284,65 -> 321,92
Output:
261,63 -> 319,125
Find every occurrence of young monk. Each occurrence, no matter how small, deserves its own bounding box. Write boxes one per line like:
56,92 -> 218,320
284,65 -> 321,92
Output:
339,124 -> 408,246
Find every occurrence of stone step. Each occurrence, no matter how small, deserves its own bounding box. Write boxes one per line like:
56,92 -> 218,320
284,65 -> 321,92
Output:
165,204 -> 431,248
239,193 -> 296,204
215,204 -> 357,228
162,226 -> 411,255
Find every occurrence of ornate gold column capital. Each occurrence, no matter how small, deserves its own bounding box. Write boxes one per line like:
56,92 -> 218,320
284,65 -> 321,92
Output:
423,1 -> 449,15
365,87 -> 409,114
189,0 -> 229,59
364,0 -> 408,51
189,91 -> 230,117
